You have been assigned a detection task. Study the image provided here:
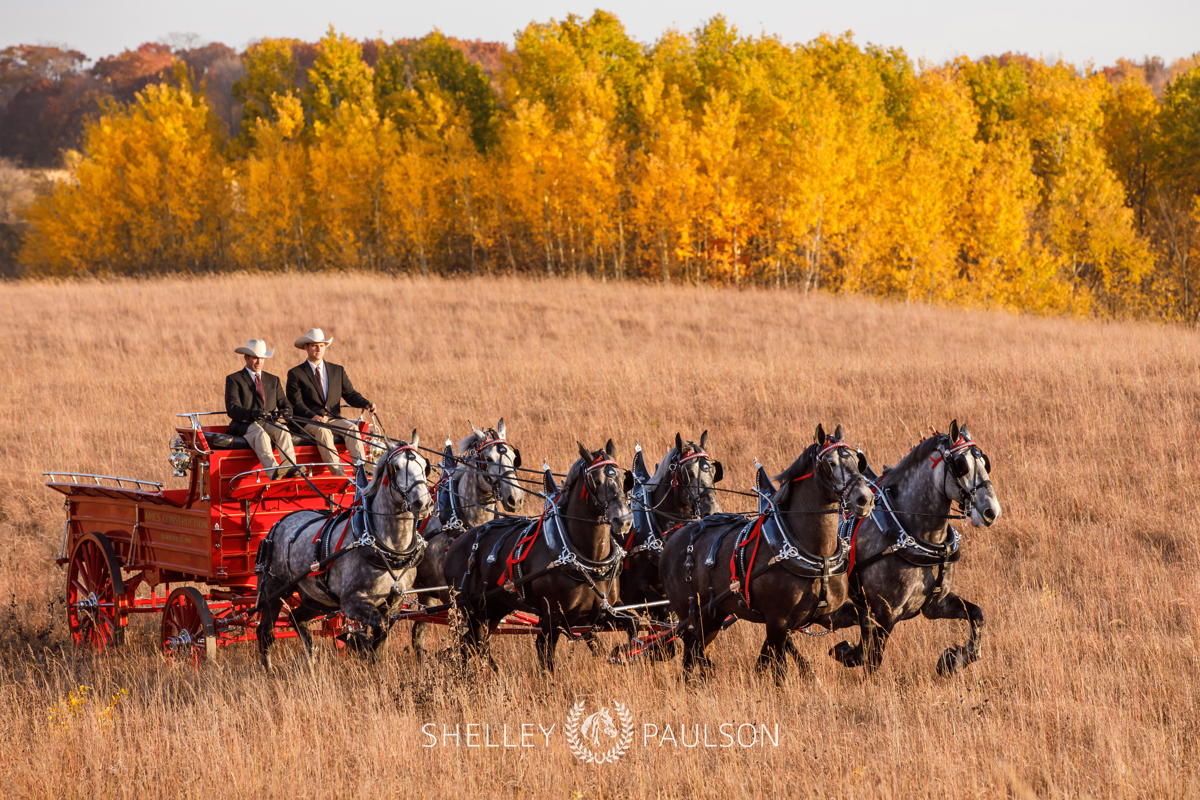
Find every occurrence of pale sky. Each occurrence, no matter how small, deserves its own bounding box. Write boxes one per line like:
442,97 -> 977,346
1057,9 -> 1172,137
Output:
3,0 -> 1197,67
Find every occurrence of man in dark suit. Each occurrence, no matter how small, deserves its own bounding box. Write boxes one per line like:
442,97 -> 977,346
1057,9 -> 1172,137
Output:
225,339 -> 300,479
286,328 -> 376,477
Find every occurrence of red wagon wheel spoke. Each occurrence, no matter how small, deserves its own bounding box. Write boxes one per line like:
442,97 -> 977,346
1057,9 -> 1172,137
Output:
66,535 -> 126,652
162,588 -> 218,667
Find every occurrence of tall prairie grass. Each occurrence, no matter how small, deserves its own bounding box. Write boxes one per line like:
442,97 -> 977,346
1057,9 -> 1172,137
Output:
0,274 -> 1195,799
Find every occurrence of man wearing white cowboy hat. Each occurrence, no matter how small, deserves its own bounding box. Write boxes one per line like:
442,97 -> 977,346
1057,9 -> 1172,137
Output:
225,339 -> 301,480
286,327 -> 376,477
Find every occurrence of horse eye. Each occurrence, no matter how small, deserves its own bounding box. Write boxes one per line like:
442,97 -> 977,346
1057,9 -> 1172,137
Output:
700,462 -> 710,471
498,445 -> 508,455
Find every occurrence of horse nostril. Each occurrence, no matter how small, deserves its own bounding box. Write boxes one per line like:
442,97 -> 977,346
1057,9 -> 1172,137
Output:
855,495 -> 868,506
983,507 -> 996,522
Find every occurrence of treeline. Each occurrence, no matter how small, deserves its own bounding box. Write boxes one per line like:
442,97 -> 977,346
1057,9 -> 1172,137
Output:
10,15 -> 1200,320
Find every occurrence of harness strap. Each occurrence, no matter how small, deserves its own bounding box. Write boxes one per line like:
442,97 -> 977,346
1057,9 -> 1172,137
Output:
730,516 -> 766,606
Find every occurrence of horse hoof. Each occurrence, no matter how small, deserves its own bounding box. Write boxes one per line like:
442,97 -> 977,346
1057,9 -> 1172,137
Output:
936,647 -> 966,677
830,641 -> 863,668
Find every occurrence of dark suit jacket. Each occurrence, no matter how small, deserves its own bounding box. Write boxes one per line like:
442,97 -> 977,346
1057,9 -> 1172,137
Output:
286,361 -> 371,421
225,369 -> 292,436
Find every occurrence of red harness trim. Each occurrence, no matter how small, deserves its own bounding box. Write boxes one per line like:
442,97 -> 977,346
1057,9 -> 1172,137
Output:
849,517 -> 865,573
729,516 -> 766,606
791,471 -> 814,483
497,511 -> 547,587
308,515 -> 353,577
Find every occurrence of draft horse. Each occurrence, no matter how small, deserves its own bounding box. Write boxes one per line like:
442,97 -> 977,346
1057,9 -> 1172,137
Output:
443,440 -> 633,673
254,437 -> 432,667
829,420 -> 1001,676
660,425 -> 875,683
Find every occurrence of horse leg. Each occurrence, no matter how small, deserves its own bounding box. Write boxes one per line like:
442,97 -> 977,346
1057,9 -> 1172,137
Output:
535,620 -> 562,674
341,593 -> 388,662
256,596 -> 284,670
756,619 -> 791,685
922,592 -> 984,676
681,610 -> 722,683
829,600 -> 871,669
412,620 -> 430,663
782,634 -> 813,679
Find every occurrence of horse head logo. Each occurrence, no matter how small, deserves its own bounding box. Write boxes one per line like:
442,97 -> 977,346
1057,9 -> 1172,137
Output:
580,706 -> 619,746
565,700 -> 634,764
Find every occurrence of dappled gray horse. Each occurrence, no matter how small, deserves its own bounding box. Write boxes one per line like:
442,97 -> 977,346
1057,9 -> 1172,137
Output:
411,420 -> 525,660
661,425 -> 875,683
829,420 -> 1001,676
254,437 -> 432,667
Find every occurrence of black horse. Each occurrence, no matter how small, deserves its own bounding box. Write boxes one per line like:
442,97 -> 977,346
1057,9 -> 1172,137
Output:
829,420 -> 1002,675
660,425 -> 875,683
443,440 -> 633,673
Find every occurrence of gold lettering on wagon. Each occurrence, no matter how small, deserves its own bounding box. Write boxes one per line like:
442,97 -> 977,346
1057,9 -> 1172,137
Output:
144,510 -> 207,531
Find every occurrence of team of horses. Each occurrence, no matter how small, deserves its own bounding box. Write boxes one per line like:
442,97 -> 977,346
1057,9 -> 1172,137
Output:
254,419 -> 1002,681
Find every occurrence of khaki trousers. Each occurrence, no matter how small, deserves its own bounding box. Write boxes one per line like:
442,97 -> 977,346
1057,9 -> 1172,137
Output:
243,421 -> 297,473
304,418 -> 368,476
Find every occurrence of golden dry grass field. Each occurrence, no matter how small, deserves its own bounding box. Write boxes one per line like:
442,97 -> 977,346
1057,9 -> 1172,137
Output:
0,274 -> 1196,799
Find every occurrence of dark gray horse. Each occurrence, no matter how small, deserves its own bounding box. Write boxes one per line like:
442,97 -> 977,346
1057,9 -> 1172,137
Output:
254,437 -> 432,667
411,420 -> 525,660
829,420 -> 1002,676
443,440 -> 633,673
616,432 -> 723,658
660,425 -> 875,683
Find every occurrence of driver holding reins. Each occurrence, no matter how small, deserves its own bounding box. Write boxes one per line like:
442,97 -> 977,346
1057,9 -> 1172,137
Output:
224,338 -> 301,480
286,328 -> 377,477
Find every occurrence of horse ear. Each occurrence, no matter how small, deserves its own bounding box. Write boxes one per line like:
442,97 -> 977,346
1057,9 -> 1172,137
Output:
700,430 -> 710,451
496,418 -> 507,440
815,424 -> 827,446
949,419 -> 960,442
834,424 -> 844,441
712,461 -> 724,483
623,470 -> 634,493
411,429 -> 419,449
577,441 -> 592,462
469,419 -> 486,440
675,432 -> 684,454
606,438 -> 615,456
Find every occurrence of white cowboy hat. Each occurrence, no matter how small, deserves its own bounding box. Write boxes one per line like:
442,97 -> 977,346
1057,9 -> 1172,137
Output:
294,327 -> 334,348
235,339 -> 274,358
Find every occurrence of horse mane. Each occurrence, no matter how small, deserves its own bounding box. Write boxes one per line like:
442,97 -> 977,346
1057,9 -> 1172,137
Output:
457,428 -> 499,456
770,443 -> 819,506
878,435 -> 947,488
558,451 -> 599,499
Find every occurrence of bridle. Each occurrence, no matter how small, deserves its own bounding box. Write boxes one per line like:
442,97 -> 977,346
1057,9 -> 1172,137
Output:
932,436 -> 993,511
670,449 -> 714,515
813,440 -> 861,514
580,455 -> 622,519
469,435 -> 519,502
375,443 -> 428,515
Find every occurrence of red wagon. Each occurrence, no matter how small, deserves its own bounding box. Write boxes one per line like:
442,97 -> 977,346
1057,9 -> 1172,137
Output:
48,411 -> 374,665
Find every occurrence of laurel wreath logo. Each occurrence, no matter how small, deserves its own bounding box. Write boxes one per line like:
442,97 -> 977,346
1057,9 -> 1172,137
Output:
564,700 -> 634,764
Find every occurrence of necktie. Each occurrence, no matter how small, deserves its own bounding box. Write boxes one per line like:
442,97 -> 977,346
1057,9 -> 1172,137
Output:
253,372 -> 266,406
316,365 -> 327,403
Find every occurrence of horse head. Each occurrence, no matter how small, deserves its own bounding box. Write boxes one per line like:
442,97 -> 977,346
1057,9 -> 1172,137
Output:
462,418 -> 526,514
938,420 -> 1001,527
575,439 -> 633,540
368,432 -> 432,519
581,707 -> 618,745
811,423 -> 875,519
669,430 -> 724,517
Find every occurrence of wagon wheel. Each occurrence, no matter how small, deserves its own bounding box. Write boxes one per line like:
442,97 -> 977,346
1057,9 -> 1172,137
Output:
66,533 -> 127,651
162,587 -> 218,666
